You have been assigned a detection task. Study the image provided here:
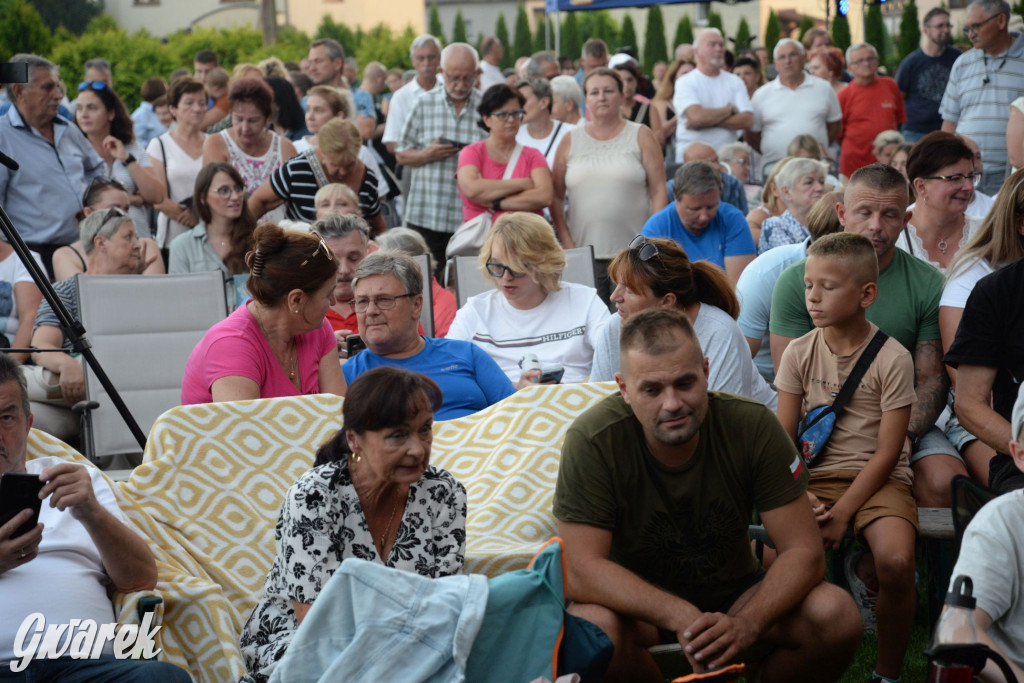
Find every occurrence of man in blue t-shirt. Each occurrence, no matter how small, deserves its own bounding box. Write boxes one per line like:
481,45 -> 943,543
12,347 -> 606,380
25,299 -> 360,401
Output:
895,7 -> 960,142
641,161 -> 755,283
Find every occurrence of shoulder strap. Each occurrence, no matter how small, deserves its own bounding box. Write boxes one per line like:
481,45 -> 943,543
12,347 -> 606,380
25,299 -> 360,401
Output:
501,144 -> 524,180
303,148 -> 329,188
157,136 -> 172,198
831,330 -> 890,415
543,122 -> 563,158
633,101 -> 649,124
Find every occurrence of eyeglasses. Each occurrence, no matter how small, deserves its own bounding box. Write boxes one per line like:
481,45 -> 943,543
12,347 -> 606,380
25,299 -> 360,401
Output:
485,262 -> 528,278
491,109 -> 526,121
628,234 -> 659,262
965,13 -> 1004,34
350,293 -> 415,312
212,184 -> 245,199
78,81 -> 108,92
444,73 -> 475,84
299,231 -> 336,268
724,157 -> 751,166
920,172 -> 982,185
849,56 -> 879,66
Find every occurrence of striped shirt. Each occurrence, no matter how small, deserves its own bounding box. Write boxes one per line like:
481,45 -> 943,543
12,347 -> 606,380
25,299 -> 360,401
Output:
940,32 -> 1024,194
268,155 -> 381,222
397,88 -> 486,234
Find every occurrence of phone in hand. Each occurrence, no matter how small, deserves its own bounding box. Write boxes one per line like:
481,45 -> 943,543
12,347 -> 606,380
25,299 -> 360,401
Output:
438,137 -> 467,150
0,472 -> 44,539
538,366 -> 565,384
346,334 -> 367,357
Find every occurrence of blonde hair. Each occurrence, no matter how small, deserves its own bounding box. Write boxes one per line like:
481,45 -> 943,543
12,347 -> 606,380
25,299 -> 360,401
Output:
232,63 -> 263,81
307,84 -> 354,120
947,168 -> 1024,281
872,129 -> 905,155
318,118 -> 361,163
314,183 -> 360,214
761,157 -> 794,213
259,56 -> 289,80
479,212 -> 566,294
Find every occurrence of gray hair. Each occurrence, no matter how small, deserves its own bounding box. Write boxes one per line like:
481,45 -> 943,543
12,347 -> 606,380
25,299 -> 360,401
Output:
581,38 -> 608,60
313,213 -> 369,244
719,141 -> 752,162
695,28 -> 723,47
344,56 -> 358,68
441,43 -> 479,71
10,54 -> 58,87
775,158 -> 828,190
968,0 -> 1011,17
845,42 -> 878,64
312,38 -> 345,62
518,77 -> 553,112
773,38 -> 805,61
525,52 -> 558,78
673,161 -> 723,199
364,61 -> 387,80
0,352 -> 30,418
410,34 -> 443,61
550,75 -> 583,112
352,251 -> 424,297
80,207 -> 133,256
84,58 -> 112,78
872,129 -> 905,153
375,227 -> 434,275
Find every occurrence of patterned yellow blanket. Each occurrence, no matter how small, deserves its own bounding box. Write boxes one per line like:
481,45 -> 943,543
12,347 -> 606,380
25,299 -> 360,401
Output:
32,381 -> 617,682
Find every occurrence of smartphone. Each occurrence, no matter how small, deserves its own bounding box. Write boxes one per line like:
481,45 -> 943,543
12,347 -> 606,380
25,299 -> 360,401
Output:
0,472 -> 43,538
345,334 -> 366,357
538,366 -> 565,384
438,137 -> 466,150
0,63 -> 29,84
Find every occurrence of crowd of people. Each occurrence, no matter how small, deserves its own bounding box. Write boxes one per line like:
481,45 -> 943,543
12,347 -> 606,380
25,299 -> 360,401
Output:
3,0 -> 1024,678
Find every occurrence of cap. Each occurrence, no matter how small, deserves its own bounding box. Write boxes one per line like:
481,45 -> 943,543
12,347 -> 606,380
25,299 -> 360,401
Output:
608,53 -> 638,70
1012,381 -> 1024,443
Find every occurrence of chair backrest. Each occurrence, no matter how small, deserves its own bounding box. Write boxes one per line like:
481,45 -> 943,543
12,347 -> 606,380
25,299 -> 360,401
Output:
76,272 -> 228,464
453,245 -> 597,308
414,253 -> 434,337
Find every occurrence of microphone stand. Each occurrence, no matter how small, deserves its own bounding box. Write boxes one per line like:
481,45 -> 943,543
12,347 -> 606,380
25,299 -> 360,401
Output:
0,157 -> 146,453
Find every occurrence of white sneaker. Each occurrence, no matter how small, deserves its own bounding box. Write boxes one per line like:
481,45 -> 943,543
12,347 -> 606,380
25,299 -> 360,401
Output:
844,550 -> 878,633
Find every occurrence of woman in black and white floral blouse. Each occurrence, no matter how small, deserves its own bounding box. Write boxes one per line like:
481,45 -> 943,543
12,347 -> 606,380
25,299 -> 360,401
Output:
239,367 -> 467,683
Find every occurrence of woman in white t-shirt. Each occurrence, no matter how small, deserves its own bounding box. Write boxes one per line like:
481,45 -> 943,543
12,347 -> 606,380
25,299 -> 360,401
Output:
940,168 -> 1024,482
446,212 -> 610,386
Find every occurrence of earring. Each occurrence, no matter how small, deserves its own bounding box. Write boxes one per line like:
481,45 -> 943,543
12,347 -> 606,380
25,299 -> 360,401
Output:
294,309 -> 299,314
352,452 -> 362,463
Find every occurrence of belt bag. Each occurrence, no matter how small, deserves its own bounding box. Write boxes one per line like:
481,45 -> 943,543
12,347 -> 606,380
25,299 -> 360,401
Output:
797,330 -> 889,466
446,144 -> 523,259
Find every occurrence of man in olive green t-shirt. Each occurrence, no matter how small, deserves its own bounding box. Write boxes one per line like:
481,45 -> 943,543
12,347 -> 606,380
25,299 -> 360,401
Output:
554,308 -> 861,682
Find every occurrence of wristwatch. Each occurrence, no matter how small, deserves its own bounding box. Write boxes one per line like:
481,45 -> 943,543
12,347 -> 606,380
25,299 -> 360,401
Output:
906,430 -> 922,450
491,198 -> 502,212
123,153 -> 137,166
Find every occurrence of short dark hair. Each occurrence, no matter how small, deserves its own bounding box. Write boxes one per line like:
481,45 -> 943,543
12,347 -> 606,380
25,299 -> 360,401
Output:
167,77 -> 205,109
582,38 -> 608,59
312,38 -> 345,62
314,367 -> 442,466
264,77 -> 306,131
194,50 -> 219,66
481,36 -> 501,57
922,7 -> 950,26
582,66 -> 623,94
846,163 -> 909,205
477,84 -> 525,132
620,307 -> 701,360
0,353 -> 30,418
674,161 -> 723,198
228,77 -> 274,119
140,77 -> 167,103
906,131 -> 974,185
77,83 -> 134,145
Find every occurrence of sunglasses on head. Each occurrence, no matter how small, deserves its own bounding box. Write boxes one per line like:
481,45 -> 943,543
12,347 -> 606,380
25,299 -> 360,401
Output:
300,231 -> 336,268
78,81 -> 108,92
628,234 -> 659,262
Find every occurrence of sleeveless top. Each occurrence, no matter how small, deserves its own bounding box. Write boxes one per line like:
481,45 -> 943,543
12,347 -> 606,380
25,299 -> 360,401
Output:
220,130 -> 287,224
564,121 -> 650,259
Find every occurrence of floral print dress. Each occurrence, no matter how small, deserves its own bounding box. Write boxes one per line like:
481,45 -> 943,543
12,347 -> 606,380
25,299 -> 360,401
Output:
239,459 -> 467,683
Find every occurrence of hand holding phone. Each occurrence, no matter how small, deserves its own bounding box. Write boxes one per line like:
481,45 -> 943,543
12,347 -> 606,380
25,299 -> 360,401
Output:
1,473 -> 43,538
346,334 -> 367,357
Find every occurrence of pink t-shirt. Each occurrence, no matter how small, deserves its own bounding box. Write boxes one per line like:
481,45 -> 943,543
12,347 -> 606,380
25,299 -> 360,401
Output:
432,277 -> 456,338
457,140 -> 548,222
181,304 -> 337,404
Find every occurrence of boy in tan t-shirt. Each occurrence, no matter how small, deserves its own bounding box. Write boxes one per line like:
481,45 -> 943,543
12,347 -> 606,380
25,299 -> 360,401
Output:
775,233 -> 917,683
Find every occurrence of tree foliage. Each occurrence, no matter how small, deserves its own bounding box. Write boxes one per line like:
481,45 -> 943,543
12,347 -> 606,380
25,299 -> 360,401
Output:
582,10 -> 618,50
495,13 -> 511,68
865,2 -> 886,65
673,15 -> 694,50
797,16 -> 815,41
534,17 -> 552,53
28,0 -> 100,35
707,11 -> 724,40
734,17 -> 752,51
316,15 -> 360,57
452,10 -> 467,44
0,0 -> 52,62
513,3 -> 532,61
831,13 -> 851,52
764,10 -> 781,59
898,0 -> 921,62
428,1 -> 445,44
561,11 -> 581,63
354,24 -> 416,72
643,6 -> 669,73
620,14 -> 638,53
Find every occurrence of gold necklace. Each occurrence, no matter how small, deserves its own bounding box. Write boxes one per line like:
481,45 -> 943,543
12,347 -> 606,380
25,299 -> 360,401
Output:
252,305 -> 297,379
377,497 -> 400,557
